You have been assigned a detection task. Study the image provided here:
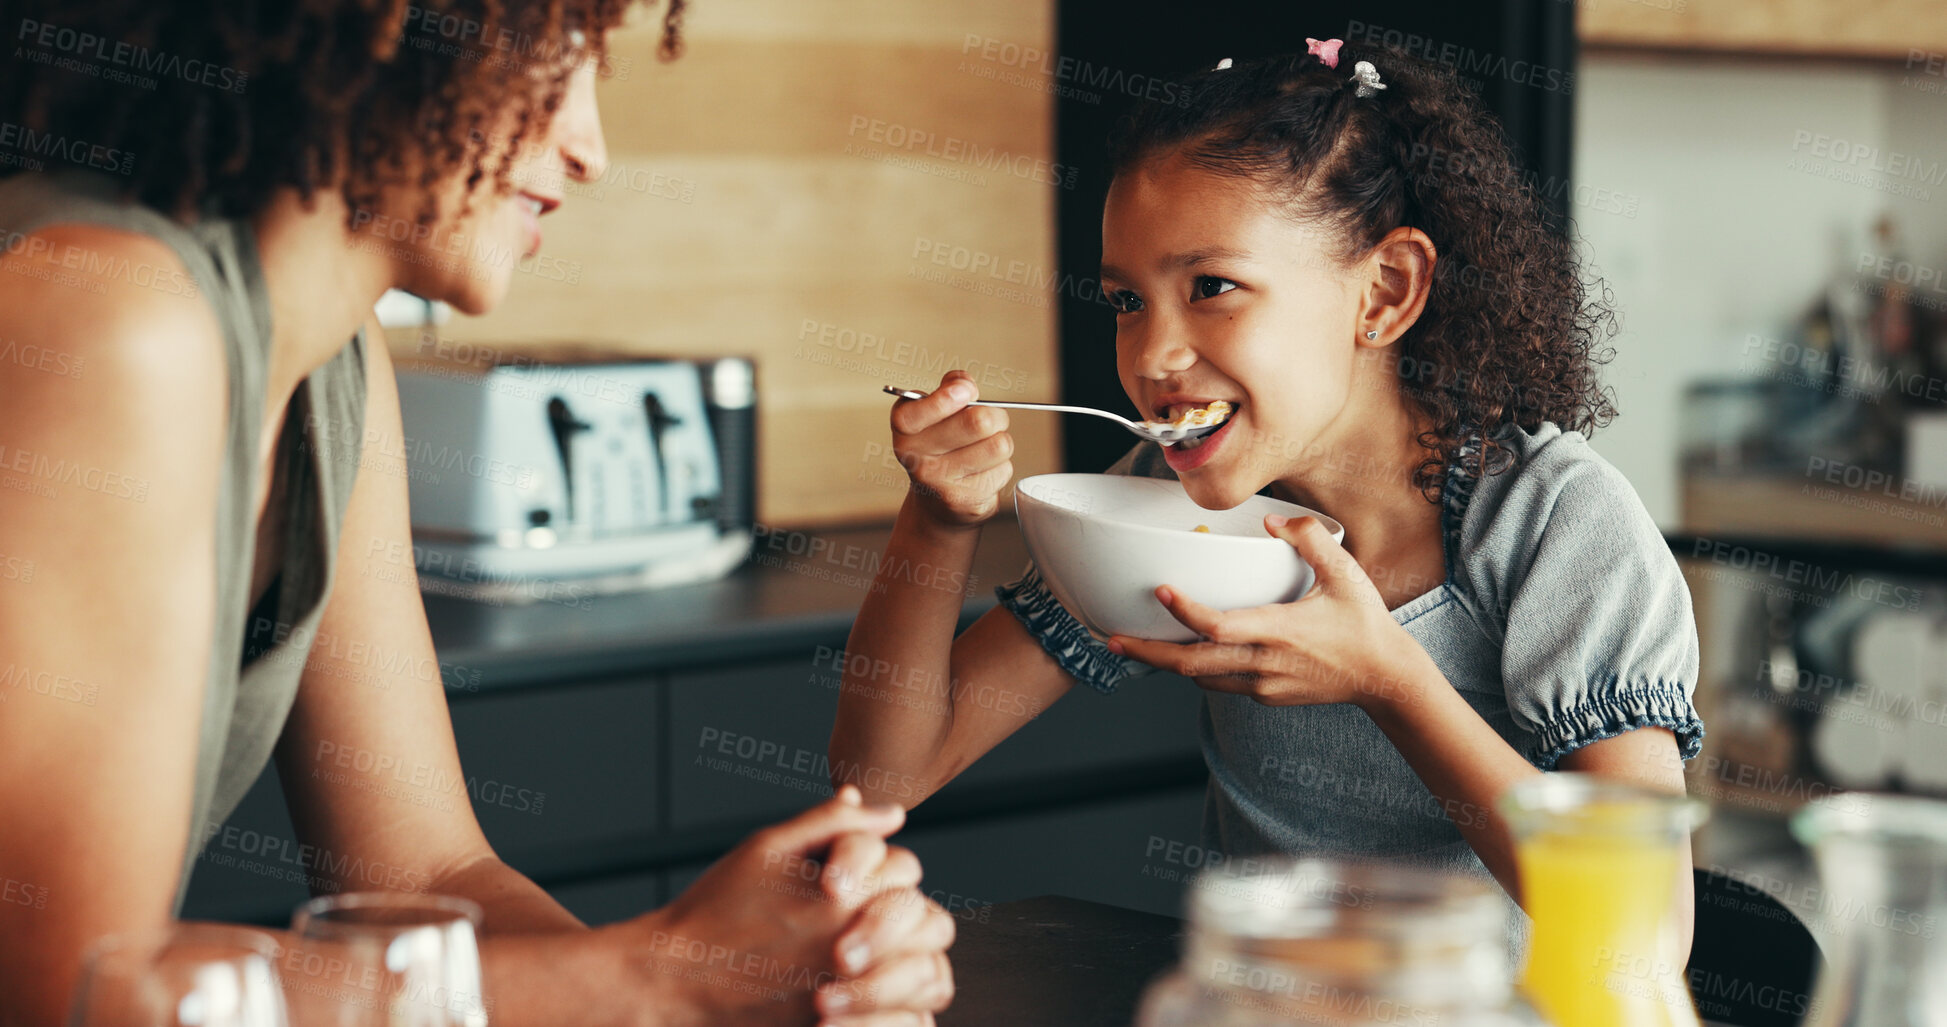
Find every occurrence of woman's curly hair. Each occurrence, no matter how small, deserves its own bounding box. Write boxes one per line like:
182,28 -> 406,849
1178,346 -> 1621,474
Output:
1108,44 -> 1617,499
3,0 -> 687,225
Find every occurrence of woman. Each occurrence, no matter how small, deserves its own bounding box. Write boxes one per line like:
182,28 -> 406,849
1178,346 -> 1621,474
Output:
0,2 -> 954,1024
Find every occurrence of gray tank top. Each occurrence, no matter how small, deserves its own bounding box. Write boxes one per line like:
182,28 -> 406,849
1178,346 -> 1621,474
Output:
0,171 -> 369,912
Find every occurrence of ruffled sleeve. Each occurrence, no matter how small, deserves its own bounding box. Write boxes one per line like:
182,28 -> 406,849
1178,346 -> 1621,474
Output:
1458,431 -> 1704,769
995,563 -> 1151,693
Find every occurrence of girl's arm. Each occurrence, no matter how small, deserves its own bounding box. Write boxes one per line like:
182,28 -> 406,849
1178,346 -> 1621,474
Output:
1363,676 -> 1693,960
830,500 -> 1076,807
1111,519 -> 1540,897
1353,649 -> 1538,899
829,372 -> 1076,807
1557,727 -> 1694,962
1116,516 -> 1695,961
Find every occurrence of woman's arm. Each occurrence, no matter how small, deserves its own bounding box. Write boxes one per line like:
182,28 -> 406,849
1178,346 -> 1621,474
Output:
0,228 -> 230,1026
828,372 -> 1076,806
259,793 -> 946,1027
271,331 -> 578,932
279,334 -> 955,1025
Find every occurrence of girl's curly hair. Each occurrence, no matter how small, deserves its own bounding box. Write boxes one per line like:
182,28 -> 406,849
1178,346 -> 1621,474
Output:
1108,44 -> 1617,499
3,0 -> 687,226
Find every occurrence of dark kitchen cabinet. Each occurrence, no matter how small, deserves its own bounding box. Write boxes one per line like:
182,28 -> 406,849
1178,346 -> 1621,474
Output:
667,655 -> 1206,831
894,786 -> 1207,919
447,679 -> 661,866
181,523 -> 1209,928
666,660 -> 850,831
179,765 -> 309,923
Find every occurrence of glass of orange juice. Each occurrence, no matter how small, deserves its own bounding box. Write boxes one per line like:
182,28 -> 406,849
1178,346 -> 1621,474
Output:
1499,773 -> 1706,1027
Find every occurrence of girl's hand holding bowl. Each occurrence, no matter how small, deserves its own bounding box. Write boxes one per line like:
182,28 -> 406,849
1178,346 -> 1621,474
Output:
890,369 -> 1015,529
1108,515 -> 1434,710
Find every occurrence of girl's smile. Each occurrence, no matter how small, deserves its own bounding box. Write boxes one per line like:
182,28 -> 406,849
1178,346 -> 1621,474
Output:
1163,409 -> 1239,472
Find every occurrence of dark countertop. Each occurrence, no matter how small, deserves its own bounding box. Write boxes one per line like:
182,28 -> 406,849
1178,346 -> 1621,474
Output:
413,516 -> 1788,695
418,516 -> 1922,694
422,519 -> 1029,691
943,895 -> 1186,1027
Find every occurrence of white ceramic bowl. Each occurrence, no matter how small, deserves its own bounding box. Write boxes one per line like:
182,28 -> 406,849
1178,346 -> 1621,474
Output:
1013,473 -> 1345,644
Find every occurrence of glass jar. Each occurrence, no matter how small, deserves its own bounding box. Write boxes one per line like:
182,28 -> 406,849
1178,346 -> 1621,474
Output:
1499,773 -> 1706,1027
1792,793 -> 1947,1026
1135,857 -> 1547,1026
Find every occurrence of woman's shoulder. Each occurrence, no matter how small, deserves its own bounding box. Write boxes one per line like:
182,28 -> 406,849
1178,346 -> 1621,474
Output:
0,221 -> 225,391
1,173 -> 217,312
1450,422 -> 1672,622
0,219 -> 229,544
0,177 -> 231,514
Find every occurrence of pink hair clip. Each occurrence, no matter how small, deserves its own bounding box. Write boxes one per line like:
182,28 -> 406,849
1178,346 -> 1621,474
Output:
1306,37 -> 1343,69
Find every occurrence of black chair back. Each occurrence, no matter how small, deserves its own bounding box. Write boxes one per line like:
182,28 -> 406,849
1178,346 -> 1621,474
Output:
1686,867 -> 1825,1026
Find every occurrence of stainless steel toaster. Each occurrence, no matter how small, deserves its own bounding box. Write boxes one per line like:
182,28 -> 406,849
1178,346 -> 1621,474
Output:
393,356 -> 756,602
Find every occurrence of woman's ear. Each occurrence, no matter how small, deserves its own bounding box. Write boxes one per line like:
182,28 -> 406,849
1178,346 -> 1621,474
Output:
1355,226 -> 1437,348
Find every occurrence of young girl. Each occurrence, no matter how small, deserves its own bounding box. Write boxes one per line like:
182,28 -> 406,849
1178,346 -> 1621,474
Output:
0,2 -> 953,1022
832,41 -> 1701,947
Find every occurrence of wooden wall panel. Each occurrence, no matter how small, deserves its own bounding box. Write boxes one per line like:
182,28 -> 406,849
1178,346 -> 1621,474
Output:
394,1 -> 1062,527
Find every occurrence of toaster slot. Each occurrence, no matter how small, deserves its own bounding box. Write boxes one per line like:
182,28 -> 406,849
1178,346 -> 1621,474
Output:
643,392 -> 680,522
546,396 -> 593,523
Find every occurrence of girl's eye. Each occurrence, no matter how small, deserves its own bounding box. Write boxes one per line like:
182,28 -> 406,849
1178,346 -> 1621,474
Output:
1107,289 -> 1144,314
1193,276 -> 1238,300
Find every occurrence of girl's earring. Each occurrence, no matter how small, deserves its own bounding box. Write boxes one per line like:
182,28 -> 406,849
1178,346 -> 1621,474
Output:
1364,329 -> 1379,341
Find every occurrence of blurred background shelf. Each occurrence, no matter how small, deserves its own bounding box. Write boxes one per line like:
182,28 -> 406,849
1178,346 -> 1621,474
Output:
1581,0 -> 1947,60
1680,470 -> 1947,558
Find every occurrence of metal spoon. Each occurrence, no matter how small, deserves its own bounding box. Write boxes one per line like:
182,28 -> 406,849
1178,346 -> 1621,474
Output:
881,385 -> 1226,445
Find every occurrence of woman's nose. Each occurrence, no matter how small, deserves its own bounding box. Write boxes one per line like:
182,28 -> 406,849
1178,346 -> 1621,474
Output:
556,64 -> 609,183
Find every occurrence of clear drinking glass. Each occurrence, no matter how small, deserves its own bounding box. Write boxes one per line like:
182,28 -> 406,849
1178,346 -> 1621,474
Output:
68,923 -> 289,1027
1792,793 -> 1947,1026
1135,856 -> 1548,1026
285,893 -> 487,1027
1499,773 -> 1707,1027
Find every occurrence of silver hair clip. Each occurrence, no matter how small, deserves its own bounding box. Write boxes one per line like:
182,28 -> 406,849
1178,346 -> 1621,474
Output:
1350,60 -> 1386,98
1213,57 -> 1233,71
